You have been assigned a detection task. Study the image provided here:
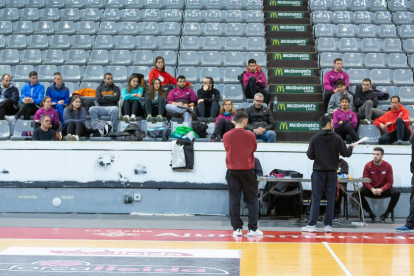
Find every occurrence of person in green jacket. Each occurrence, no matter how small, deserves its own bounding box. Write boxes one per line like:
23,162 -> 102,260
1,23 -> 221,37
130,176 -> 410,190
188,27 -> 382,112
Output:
121,74 -> 145,122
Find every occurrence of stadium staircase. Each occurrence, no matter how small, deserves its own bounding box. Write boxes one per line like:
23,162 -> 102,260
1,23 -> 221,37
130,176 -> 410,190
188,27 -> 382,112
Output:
265,0 -> 324,142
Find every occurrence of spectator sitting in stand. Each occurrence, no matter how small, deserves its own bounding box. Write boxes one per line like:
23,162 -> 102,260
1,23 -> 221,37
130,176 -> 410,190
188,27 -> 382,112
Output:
149,56 -> 193,92
327,80 -> 354,114
33,96 -> 60,131
246,93 -> 276,143
0,74 -> 19,120
32,115 -> 57,141
121,74 -> 145,122
196,77 -> 220,119
166,76 -> 197,124
46,72 -> 69,125
333,96 -> 360,144
145,78 -> 168,122
63,95 -> 87,141
6,71 -> 44,125
323,58 -> 349,112
210,99 -> 236,142
374,96 -> 411,145
243,59 -> 270,105
354,78 -> 386,125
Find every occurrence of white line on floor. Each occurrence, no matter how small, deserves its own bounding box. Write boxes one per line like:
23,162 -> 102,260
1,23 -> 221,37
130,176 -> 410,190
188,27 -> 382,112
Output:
323,242 -> 352,276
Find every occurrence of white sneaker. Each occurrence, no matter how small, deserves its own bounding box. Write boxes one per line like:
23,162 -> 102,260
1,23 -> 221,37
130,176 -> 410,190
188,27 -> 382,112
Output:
363,119 -> 371,125
5,115 -> 16,125
247,229 -> 263,237
66,134 -> 72,141
130,114 -> 136,122
232,228 -> 243,236
122,115 -> 130,122
325,225 -> 332,233
301,225 -> 317,232
72,135 -> 79,141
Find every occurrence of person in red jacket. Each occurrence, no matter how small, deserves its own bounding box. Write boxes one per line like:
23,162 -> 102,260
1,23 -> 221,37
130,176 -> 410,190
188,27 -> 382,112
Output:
148,56 -> 193,91
361,147 -> 400,222
374,96 -> 411,145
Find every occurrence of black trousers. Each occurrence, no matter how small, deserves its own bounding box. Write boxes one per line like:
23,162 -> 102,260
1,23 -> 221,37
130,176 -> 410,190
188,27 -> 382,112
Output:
0,99 -> 17,120
144,94 -> 166,117
379,118 -> 411,144
196,101 -> 219,118
406,175 -> 414,228
244,77 -> 271,105
226,169 -> 258,231
359,187 -> 401,214
335,122 -> 360,143
16,103 -> 38,120
324,90 -> 334,112
334,184 -> 346,215
64,121 -> 88,137
309,171 -> 337,226
212,118 -> 234,139
123,99 -> 145,117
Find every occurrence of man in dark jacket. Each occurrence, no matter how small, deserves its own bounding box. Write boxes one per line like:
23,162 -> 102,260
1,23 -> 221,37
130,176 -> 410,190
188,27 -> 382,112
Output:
0,74 -> 19,120
246,93 -> 276,143
89,73 -> 120,132
196,77 -> 220,118
302,115 -> 353,233
354,78 -> 386,124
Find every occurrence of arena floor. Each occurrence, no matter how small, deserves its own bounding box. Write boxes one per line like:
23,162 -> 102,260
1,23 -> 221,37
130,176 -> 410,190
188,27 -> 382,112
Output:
0,213 -> 412,275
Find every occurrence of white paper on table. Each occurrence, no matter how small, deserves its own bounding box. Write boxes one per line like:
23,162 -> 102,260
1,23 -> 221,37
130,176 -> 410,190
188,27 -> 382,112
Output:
353,136 -> 369,145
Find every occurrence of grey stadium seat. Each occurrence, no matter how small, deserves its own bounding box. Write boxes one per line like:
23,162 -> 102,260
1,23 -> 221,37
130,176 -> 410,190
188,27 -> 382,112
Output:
159,50 -> 177,66
94,35 -> 114,50
107,66 -> 127,82
43,49 -> 64,65
383,38 -> 403,53
11,120 -> 33,140
399,87 -> 414,104
246,23 -> 265,37
204,23 -> 224,36
99,21 -> 117,35
177,67 -> 198,83
102,8 -> 121,21
56,21 -> 76,35
354,11 -> 372,24
66,49 -> 87,65
72,35 -> 93,49
374,11 -> 392,24
21,49 -> 41,65
0,65 -> 11,78
387,53 -> 409,68
0,21 -> 12,35
133,50 -> 153,66
370,0 -> 387,11
393,69 -> 414,85
21,8 -> 40,21
38,64 -> 57,81
339,37 -> 359,52
351,0 -> 368,11
200,67 -> 221,83
343,52 -> 363,68
370,69 -> 391,85
224,67 -> 243,83
226,23 -> 244,36
404,39 -> 414,53
65,0 -> 84,8
80,8 -> 101,21
317,38 -> 337,52
114,35 -> 134,50
333,11 -> 352,24
179,51 -> 199,66
348,68 -> 367,84
0,49 -> 19,65
7,34 -> 27,49
365,53 -> 386,68
76,21 -> 98,35
224,52 -> 243,67
27,0 -> 45,8
62,8 -> 80,21
89,49 -> 109,65
8,0 -> 26,8
388,0 -> 408,12
223,84 -> 243,102
35,21 -> 55,35
361,38 -> 380,52
28,34 -> 48,49
393,11 -> 413,25
1,8 -> 19,21
358,125 -> 380,144
83,65 -> 104,82
201,51 -> 221,67
111,50 -> 132,65
14,65 -> 34,81
40,8 -> 59,21
117,22 -> 139,36
50,35 -> 70,49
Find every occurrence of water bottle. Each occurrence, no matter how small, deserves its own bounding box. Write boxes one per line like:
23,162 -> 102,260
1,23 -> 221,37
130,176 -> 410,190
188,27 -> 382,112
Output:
273,95 -> 278,111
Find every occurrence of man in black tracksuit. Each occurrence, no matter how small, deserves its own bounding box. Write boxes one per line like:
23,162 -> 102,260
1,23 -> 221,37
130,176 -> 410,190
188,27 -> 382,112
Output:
302,115 -> 353,233
196,77 -> 220,118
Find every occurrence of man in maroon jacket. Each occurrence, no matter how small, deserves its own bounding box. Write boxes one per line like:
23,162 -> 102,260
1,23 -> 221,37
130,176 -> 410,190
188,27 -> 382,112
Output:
223,111 -> 263,237
361,147 -> 400,222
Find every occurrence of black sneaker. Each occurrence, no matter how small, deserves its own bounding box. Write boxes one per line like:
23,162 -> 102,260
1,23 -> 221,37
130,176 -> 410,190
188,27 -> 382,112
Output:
380,212 -> 389,223
209,117 -> 216,123
369,212 -> 379,222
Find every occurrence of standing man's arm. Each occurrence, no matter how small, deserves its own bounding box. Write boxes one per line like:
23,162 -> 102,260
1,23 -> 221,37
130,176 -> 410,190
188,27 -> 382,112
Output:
306,136 -> 315,160
338,137 -> 353,157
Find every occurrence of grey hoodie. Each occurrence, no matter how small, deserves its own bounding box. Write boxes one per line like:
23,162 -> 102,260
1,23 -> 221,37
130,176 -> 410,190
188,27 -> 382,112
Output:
327,91 -> 354,113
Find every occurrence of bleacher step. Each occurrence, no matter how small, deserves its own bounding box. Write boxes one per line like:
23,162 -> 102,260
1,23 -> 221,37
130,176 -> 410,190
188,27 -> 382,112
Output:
265,18 -> 310,24
272,93 -> 322,103
268,60 -> 318,68
275,131 -> 317,142
275,110 -> 325,121
269,84 -> 321,94
269,76 -> 320,84
266,45 -> 316,53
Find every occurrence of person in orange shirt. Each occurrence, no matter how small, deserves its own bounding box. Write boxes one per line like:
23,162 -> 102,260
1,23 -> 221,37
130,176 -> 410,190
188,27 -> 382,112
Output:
148,56 -> 193,91
374,96 -> 411,145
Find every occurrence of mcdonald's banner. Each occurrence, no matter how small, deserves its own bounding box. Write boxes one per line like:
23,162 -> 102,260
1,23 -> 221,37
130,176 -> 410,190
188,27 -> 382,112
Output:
267,0 -> 302,6
272,68 -> 314,76
272,53 -> 311,61
268,12 -> 304,18
273,85 -> 316,93
277,122 -> 321,132
270,25 -> 307,32
270,39 -> 309,46
276,103 -> 318,112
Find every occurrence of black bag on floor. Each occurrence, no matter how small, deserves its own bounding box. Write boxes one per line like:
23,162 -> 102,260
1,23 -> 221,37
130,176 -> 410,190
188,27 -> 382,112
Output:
192,121 -> 208,138
263,169 -> 302,203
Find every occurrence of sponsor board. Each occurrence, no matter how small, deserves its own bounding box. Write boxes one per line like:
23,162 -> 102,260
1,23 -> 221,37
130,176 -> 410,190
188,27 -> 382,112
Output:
272,53 -> 311,60
270,25 -> 307,32
268,12 -> 304,18
273,68 -> 314,76
277,103 -> 318,111
278,122 -> 320,131
270,39 -> 309,46
267,0 -> 302,6
273,85 -> 316,93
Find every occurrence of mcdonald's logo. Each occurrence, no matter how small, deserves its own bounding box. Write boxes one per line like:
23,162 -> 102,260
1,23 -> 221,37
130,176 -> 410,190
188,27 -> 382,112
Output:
276,85 -> 285,92
272,39 -> 280,45
274,69 -> 283,76
279,123 -> 288,130
271,25 -> 280,31
277,103 -> 286,110
274,53 -> 282,60
270,12 -> 278,18
269,0 -> 277,5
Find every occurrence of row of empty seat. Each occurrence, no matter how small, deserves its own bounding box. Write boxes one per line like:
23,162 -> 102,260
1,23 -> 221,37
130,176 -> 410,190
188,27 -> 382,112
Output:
312,10 -> 414,25
321,68 -> 414,85
310,0 -> 414,12
314,23 -> 414,38
316,37 -> 414,53
178,51 -> 266,67
0,0 -> 263,9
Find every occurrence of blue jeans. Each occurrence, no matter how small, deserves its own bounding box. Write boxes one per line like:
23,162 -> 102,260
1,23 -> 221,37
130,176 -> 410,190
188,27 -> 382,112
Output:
52,104 -> 64,124
254,130 -> 276,143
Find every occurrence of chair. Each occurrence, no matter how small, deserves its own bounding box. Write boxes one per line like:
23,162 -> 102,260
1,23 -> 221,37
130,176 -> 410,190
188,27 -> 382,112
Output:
79,82 -> 99,89
62,8 -> 80,21
247,52 -> 266,67
115,35 -> 135,50
80,8 -> 101,21
35,21 -> 54,35
361,38 -> 380,52
11,120 -> 33,140
0,21 -> 12,35
94,35 -> 114,50
89,49 -> 109,65
310,0 -> 328,10
223,84 -> 243,102
224,67 -> 243,83
393,11 -> 413,25
201,51 -> 221,67
354,11 -> 372,24
99,21 -> 117,35
161,9 -> 182,22
21,8 -> 40,21
365,53 -> 386,68
182,22 -> 202,36
66,49 -> 87,65
166,0 -> 184,9
315,24 -> 334,38
331,0 -> 347,11
399,25 -> 414,39
383,38 -> 403,53
180,36 -> 200,50
184,10 -> 202,22
186,0 -> 203,9
72,35 -> 93,49
159,51 -> 177,66
21,49 -> 41,65
204,23 -> 223,36
50,35 -> 70,49
83,65 -> 104,82
206,0 -> 224,9
225,37 -> 243,51
102,8 -> 121,21
343,53 -> 363,68
65,0 -> 84,8
122,9 -> 140,22
348,68 -> 367,84
28,34 -> 48,49
226,10 -> 243,23
107,66 -> 127,82
224,52 -> 243,67
160,22 -> 181,36
40,8 -> 59,21
146,0 -> 163,9
399,87 -> 414,104
388,0 -> 408,12
313,11 -> 332,24
135,36 -> 156,50
105,0 -> 124,8
1,8 -> 19,21
142,9 -> 161,22
133,50 -> 153,66
43,49 -> 64,65
140,22 -> 160,35
339,37 -> 359,52
393,69 -> 414,85
388,53 -> 408,68
225,23 -> 244,36
370,69 -> 391,85
370,0 -> 387,11
157,36 -> 179,51
0,48 -> 19,65
206,10 -> 223,23
111,50 -> 132,65
27,0 -> 45,8
246,10 -> 263,23
404,39 -> 414,53
379,24 -> 397,38
75,21 -> 98,35
203,36 -> 223,51
56,21 -> 76,35
358,24 -> 377,38
246,23 -> 265,37
177,67 -> 197,83
125,0 -> 143,8
333,11 -> 352,24
0,35 -> 5,49
38,64 -> 57,81
7,34 -> 27,49
200,67 -> 221,83
179,51 -> 199,66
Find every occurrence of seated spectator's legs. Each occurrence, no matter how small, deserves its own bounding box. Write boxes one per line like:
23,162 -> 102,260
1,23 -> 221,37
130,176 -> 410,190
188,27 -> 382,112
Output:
158,96 -> 166,116
0,100 -> 17,120
324,90 -> 334,112
74,121 -> 88,137
108,106 -> 119,131
89,106 -> 119,132
244,77 -> 257,99
53,104 -> 64,123
372,108 -> 386,120
144,94 -> 152,116
210,101 -> 219,117
378,118 -> 411,144
166,104 -> 192,124
357,100 -> 386,121
406,175 -> 414,229
15,103 -> 38,120
257,87 -> 271,105
335,123 -> 360,143
197,102 -> 206,117
65,121 -> 76,135
163,84 -> 175,92
129,99 -> 145,117
211,119 -> 234,140
359,186 -> 400,215
256,130 -> 276,143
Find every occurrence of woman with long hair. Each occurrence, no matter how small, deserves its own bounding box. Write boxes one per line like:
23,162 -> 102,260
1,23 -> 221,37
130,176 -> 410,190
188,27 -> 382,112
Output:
63,96 -> 87,141
121,74 -> 145,122
148,56 -> 193,91
145,78 -> 168,122
33,96 -> 60,130
210,99 -> 236,142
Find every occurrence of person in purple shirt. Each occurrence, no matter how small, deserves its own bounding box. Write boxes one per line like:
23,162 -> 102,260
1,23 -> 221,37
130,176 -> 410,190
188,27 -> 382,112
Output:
243,59 -> 270,105
323,58 -> 350,112
210,99 -> 236,142
165,75 -> 197,124
333,96 -> 360,144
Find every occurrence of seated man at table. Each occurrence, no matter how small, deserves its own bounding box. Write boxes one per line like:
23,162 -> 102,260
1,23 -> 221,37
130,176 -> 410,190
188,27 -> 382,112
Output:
361,147 -> 400,222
